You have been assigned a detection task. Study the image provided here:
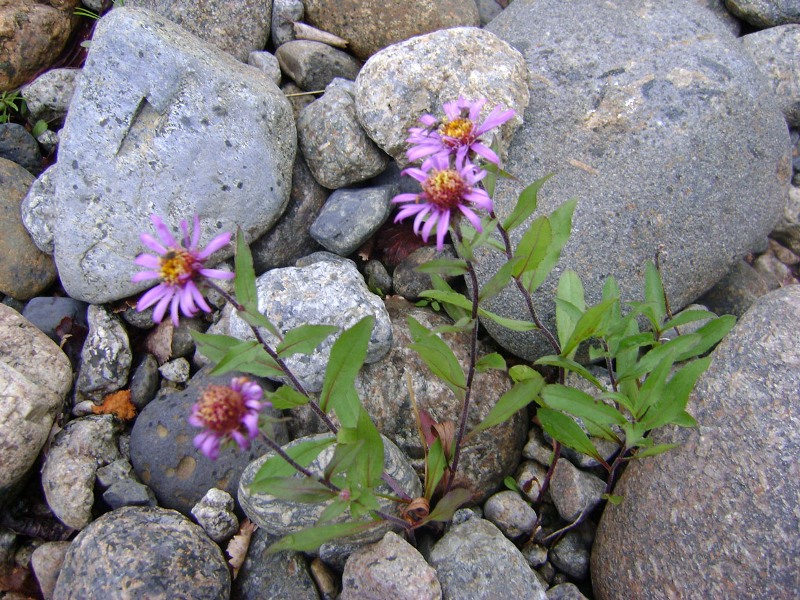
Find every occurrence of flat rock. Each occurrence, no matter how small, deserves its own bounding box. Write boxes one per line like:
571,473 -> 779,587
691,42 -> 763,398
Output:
0,304 -> 72,499
304,0 -> 480,59
310,185 -> 394,255
27,7 -> 295,304
477,0 -> 791,360
591,286 -> 800,598
355,27 -> 528,163
53,506 -> 230,600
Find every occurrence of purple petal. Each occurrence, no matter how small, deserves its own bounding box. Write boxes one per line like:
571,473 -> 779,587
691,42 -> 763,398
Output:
421,210 -> 439,242
412,206 -> 430,235
140,233 -> 168,255
231,430 -> 250,451
470,142 -> 500,166
151,215 -> 178,248
170,294 -> 182,327
418,114 -> 437,127
191,215 -> 201,250
464,189 -> 493,211
477,107 -> 515,134
180,219 -> 191,248
196,231 -> 232,259
132,271 -> 161,283
152,291 -> 173,323
198,267 -> 234,280
241,412 -> 260,438
137,284 -> 171,311
134,254 -> 161,268
459,205 -> 484,231
186,280 -> 212,313
435,210 -> 450,250
392,192 -> 423,206
400,167 -> 430,183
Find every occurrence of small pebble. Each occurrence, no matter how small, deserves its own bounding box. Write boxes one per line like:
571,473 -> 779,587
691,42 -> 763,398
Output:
190,488 -> 239,543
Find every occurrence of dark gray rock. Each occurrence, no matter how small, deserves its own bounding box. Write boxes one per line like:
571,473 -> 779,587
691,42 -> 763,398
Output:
281,81 -> 316,119
122,0 -> 272,61
364,260 -> 392,296
95,458 -> 137,489
483,490 -> 538,538
355,27 -> 528,163
592,285 -> 800,599
477,0 -> 791,361
276,40 -> 362,91
247,50 -> 282,85
129,370 -> 287,515
102,479 -> 158,509
74,305 -> 132,404
549,531 -> 590,581
723,0 -> 800,26
29,7 -> 296,305
271,0 -> 304,48
429,515 -> 547,599
21,296 -> 88,343
20,68 -> 79,130
393,245 -> 459,301
129,353 -> 160,410
515,460 -> 548,503
231,527 -> 320,600
742,24 -> 800,127
695,0 -> 742,34
0,158 -> 56,300
476,0 -> 504,25
549,458 -> 605,522
698,259 -> 773,317
0,123 -> 42,176
310,186 -> 394,255
53,506 -> 230,600
304,0 -> 480,59
299,87 -> 389,189
251,151 -> 328,274
159,357 -> 191,383
20,164 -> 57,254
170,318 -> 203,358
547,583 -> 590,600
772,185 -> 800,255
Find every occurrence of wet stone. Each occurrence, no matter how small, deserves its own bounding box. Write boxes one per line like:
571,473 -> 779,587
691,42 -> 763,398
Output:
248,51 -> 282,86
74,304 -> 132,405
52,506 -> 230,600
392,245 -> 459,301
276,40 -> 362,91
21,296 -> 88,344
364,260 -> 392,296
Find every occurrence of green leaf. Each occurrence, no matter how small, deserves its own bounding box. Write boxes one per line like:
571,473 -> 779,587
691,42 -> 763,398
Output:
523,198 -> 577,292
639,356 -> 710,430
270,385 -> 310,409
239,309 -> 282,338
319,316 -> 374,415
425,488 -> 473,523
555,270 -> 585,349
208,340 -> 283,379
534,355 -> 605,390
251,436 -> 335,482
511,216 -> 552,279
424,438 -> 446,500
674,315 -> 736,362
503,476 -> 521,493
323,440 -> 364,480
234,227 -> 258,309
472,374 -> 545,436
477,309 -> 538,332
561,297 -> 616,358
31,119 -> 48,137
537,407 -> 601,461
616,334 -> 700,383
475,352 -> 507,373
602,493 -> 623,505
644,261 -> 667,330
596,391 -> 636,414
508,364 -> 539,382
632,346 -> 676,419
661,309 -> 716,331
267,520 -> 380,553
540,384 -> 627,426
631,443 -> 679,458
420,289 -> 473,313
429,275 -> 470,323
354,407 -> 385,488
249,476 -> 335,502
672,410 -> 697,428
414,259 -> 469,277
317,498 -> 350,523
190,330 -> 251,364
502,173 -> 555,232
277,324 -> 338,358
479,259 -> 519,303
407,316 -> 466,398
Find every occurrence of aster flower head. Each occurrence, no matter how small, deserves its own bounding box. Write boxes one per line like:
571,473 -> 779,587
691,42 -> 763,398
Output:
406,97 -> 516,167
392,152 -> 492,251
132,214 -> 234,326
188,377 -> 267,460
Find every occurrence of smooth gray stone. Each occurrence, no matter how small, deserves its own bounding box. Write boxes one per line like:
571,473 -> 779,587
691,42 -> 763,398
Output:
271,0 -> 304,48
276,40 -> 362,91
0,123 -> 42,176
102,479 -> 158,509
310,186 -> 394,256
21,296 -> 88,343
723,0 -> 800,27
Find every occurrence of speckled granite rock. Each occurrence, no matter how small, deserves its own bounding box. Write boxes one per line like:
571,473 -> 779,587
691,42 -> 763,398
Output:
53,506 -> 230,600
723,0 -> 800,27
592,285 -> 800,599
74,304 -> 132,404
310,185 -> 394,255
276,40 -> 362,91
20,67 -> 79,129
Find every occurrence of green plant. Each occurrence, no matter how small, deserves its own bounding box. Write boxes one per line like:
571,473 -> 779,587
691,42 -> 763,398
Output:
0,91 -> 25,124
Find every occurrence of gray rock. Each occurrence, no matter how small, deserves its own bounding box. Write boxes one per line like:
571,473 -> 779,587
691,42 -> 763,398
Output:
304,0 -> 480,59
247,51 -> 282,85
753,245 -> 796,285
476,0 -> 504,25
549,459 -> 605,522
158,357 -> 191,383
95,458 -> 137,490
35,128 -> 59,155
129,353 -> 160,410
276,40 -> 362,91
102,479 -> 158,509
0,304 -> 72,498
227,258 -> 393,393
231,527 -> 320,600
592,285 -> 800,599
546,583 -> 589,600
364,260 -> 392,296
75,305 -> 132,404
515,460 -> 549,503
310,186 -> 394,255
282,81 -> 317,118
20,165 -> 57,254
771,185 -> 800,254
41,415 -> 122,530
549,531 -> 590,581
742,24 -> 800,127
35,7 -> 296,304
21,296 -> 88,344
122,0 -> 272,61
695,0 -> 742,34
522,429 -> 555,466
393,245 -> 459,301
483,490 -> 538,538
522,541 -> 550,569
190,488 -> 239,543
239,434 -> 422,550
299,87 -> 389,188
353,298 -> 528,505
170,318 -> 203,358
477,0 -> 791,361
429,517 -> 547,600
0,123 -> 42,176
0,158 -> 56,299
129,369 -> 286,515
31,541 -> 71,600
251,152 -> 328,274
20,68 -> 80,129
271,0 -> 304,47
340,531 -> 442,600
698,259 -> 775,317
53,506 -> 230,600
355,27 -> 528,163
723,0 -> 800,26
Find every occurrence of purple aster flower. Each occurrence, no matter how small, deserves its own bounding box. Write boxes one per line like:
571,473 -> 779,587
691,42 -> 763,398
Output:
406,97 -> 516,167
132,214 -> 234,326
392,152 -> 493,251
188,377 -> 267,460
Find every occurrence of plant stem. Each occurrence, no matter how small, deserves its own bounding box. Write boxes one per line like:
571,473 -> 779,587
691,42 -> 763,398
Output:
257,433 -> 340,494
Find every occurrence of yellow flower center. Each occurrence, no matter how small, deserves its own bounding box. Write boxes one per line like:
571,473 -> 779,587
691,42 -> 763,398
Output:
422,169 -> 469,210
159,248 -> 194,285
439,117 -> 475,145
194,385 -> 246,433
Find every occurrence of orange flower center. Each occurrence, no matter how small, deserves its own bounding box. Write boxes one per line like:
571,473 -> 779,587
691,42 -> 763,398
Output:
422,169 -> 469,210
159,248 -> 194,285
194,385 -> 245,432
439,117 -> 475,146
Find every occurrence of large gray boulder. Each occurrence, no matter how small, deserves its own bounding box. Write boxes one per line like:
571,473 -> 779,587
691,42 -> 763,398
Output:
478,0 -> 791,360
591,285 -> 800,599
23,7 -> 296,304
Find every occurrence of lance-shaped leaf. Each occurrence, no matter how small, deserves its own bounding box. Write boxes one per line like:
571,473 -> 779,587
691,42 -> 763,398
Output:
319,316 -> 374,414
234,228 -> 280,338
269,385 -> 310,409
475,352 -> 507,373
424,488 -> 473,523
424,438 -> 447,500
661,309 -> 717,331
537,407 -> 601,461
512,215 -> 552,279
267,520 -> 381,554
479,258 -> 519,303
407,316 -> 466,399
208,340 -> 284,379
631,443 -> 679,458
323,439 -> 364,481
251,436 -> 334,482
509,364 -> 539,382
430,275 -> 470,323
277,324 -> 339,359
471,374 -> 545,438
522,198 -> 577,293
353,407 -> 385,488
540,384 -> 627,427
644,261 -> 667,329
617,334 -> 700,383
555,269 -> 585,350
249,476 -> 336,502
534,355 -> 604,390
639,356 -> 710,430
673,315 -> 736,362
414,258 -> 470,277
561,297 -> 617,358
317,498 -> 350,524
632,345 -> 676,419
502,173 -> 555,232
478,309 -> 538,332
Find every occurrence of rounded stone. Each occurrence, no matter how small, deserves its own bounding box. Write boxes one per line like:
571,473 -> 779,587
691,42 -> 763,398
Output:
0,123 -> 43,175
723,0 -> 800,27
52,506 -> 230,600
591,286 -> 800,598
